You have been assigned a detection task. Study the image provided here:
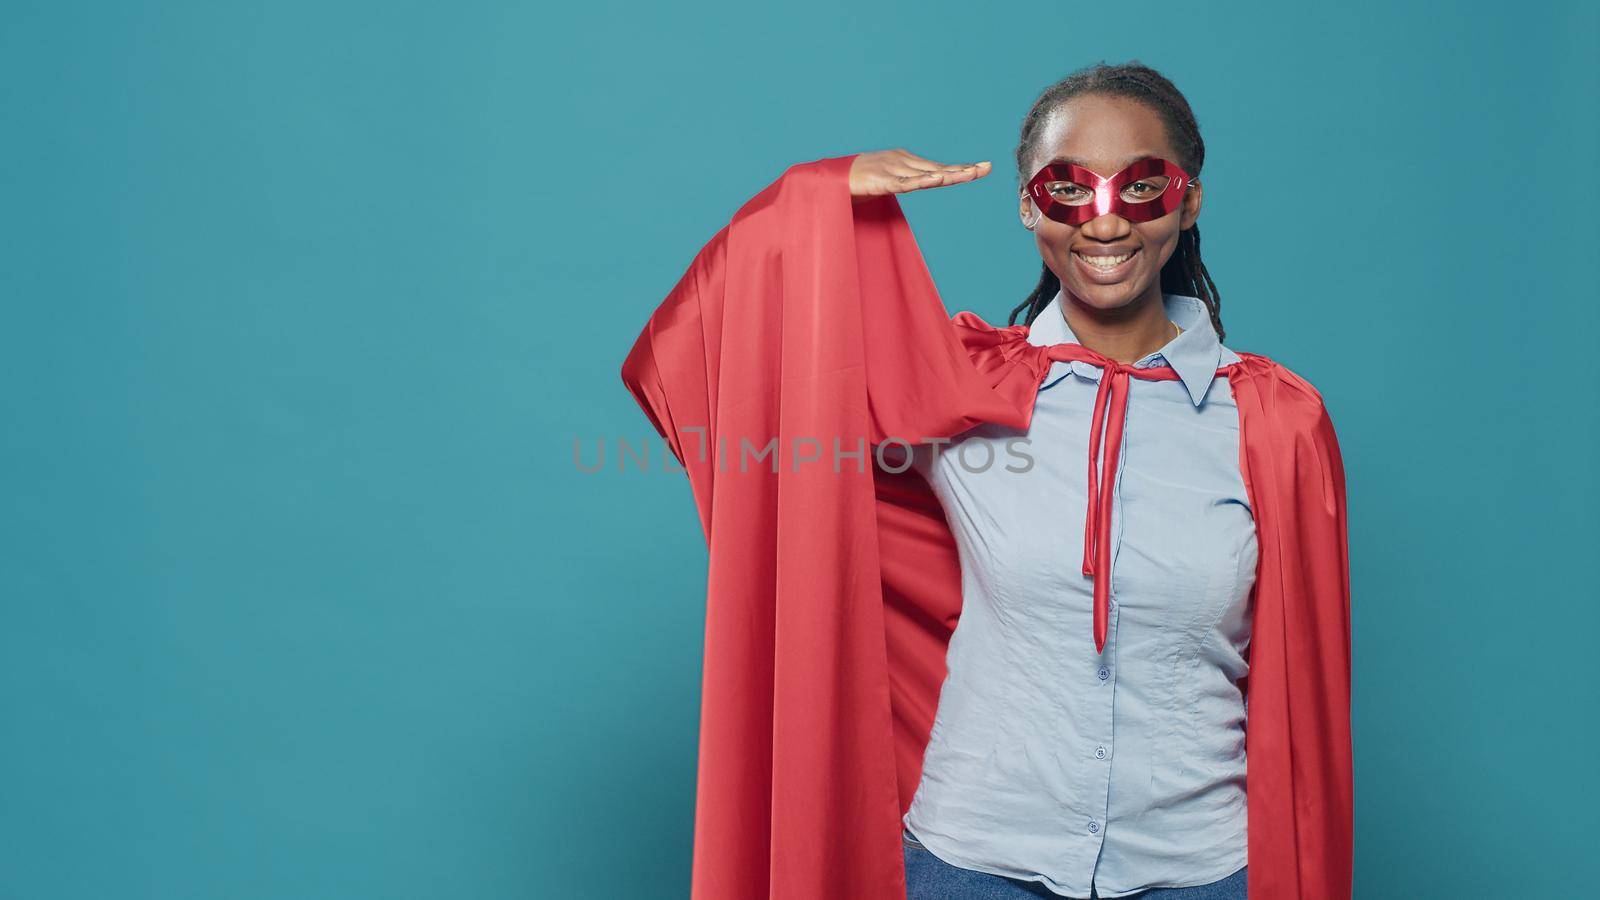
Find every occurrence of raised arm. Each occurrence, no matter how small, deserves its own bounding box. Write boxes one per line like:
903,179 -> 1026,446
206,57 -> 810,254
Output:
620,151 -> 1046,537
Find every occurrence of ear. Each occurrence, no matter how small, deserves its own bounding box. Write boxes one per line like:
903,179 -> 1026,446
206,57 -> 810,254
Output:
1018,190 -> 1034,226
1179,178 -> 1203,230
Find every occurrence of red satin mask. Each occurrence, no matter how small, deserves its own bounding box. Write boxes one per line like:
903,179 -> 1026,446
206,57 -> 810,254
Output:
1025,157 -> 1194,226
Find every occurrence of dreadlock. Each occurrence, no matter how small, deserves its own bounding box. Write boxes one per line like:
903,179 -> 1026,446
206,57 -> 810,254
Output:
1007,61 -> 1225,343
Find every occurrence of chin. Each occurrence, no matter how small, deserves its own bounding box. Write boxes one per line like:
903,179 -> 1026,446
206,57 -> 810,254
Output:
1065,277 -> 1147,309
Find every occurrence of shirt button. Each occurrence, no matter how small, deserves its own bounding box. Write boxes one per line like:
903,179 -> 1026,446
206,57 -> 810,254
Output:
1095,746 -> 1107,760
1088,821 -> 1100,834
1097,666 -> 1110,681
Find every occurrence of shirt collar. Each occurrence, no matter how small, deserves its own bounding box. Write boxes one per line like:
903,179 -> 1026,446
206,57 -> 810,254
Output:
1026,290 -> 1225,407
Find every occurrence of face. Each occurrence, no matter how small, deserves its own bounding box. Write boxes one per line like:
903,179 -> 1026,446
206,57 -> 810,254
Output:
1019,94 -> 1202,312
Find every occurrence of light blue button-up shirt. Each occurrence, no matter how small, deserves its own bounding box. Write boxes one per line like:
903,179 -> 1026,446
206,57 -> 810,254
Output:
901,291 -> 1257,898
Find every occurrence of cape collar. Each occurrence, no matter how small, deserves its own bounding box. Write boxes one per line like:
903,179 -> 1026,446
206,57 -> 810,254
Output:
1026,290 -> 1227,407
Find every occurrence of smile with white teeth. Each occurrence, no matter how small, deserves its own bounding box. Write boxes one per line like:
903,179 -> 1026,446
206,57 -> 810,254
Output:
1074,249 -> 1137,269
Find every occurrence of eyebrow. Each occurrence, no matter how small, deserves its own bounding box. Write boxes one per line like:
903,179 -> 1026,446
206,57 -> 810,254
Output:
1042,153 -> 1157,173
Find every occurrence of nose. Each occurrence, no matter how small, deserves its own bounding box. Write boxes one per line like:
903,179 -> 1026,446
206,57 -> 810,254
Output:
1077,213 -> 1132,242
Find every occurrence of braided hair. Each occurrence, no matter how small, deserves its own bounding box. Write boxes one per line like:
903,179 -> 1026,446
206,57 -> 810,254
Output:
1008,61 -> 1224,342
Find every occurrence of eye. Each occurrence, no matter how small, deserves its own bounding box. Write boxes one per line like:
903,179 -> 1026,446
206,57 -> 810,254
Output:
1118,178 -> 1170,203
1046,182 -> 1089,201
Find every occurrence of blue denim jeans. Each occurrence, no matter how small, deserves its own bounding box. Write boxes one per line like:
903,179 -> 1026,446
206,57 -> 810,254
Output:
902,827 -> 1247,899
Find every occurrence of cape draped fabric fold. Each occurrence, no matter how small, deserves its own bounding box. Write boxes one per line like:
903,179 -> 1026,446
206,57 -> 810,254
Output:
620,154 -> 1353,900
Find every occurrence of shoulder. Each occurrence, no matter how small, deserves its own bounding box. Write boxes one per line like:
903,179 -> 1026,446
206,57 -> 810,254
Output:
949,309 -> 1025,336
1232,350 -> 1323,399
948,309 -> 1036,355
1230,350 -> 1335,432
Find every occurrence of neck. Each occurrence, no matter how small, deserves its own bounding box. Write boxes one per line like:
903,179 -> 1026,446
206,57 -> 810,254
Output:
1058,287 -> 1174,364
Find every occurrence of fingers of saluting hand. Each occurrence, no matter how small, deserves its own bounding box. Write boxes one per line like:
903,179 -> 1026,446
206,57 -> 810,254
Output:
849,149 -> 992,198
891,157 -> 992,194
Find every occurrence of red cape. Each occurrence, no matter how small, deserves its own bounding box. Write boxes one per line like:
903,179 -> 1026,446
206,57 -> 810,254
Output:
620,154 -> 1352,899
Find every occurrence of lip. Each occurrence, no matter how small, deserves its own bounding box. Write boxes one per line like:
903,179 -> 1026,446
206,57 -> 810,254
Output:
1072,246 -> 1141,284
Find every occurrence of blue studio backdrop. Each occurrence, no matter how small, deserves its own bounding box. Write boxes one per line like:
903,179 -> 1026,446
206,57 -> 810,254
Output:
2,2 -> 1596,898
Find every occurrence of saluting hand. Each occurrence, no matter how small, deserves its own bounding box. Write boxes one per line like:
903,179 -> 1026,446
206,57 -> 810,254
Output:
848,149 -> 992,199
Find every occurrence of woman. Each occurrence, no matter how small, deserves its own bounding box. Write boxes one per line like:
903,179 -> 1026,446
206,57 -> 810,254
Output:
621,62 -> 1350,900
